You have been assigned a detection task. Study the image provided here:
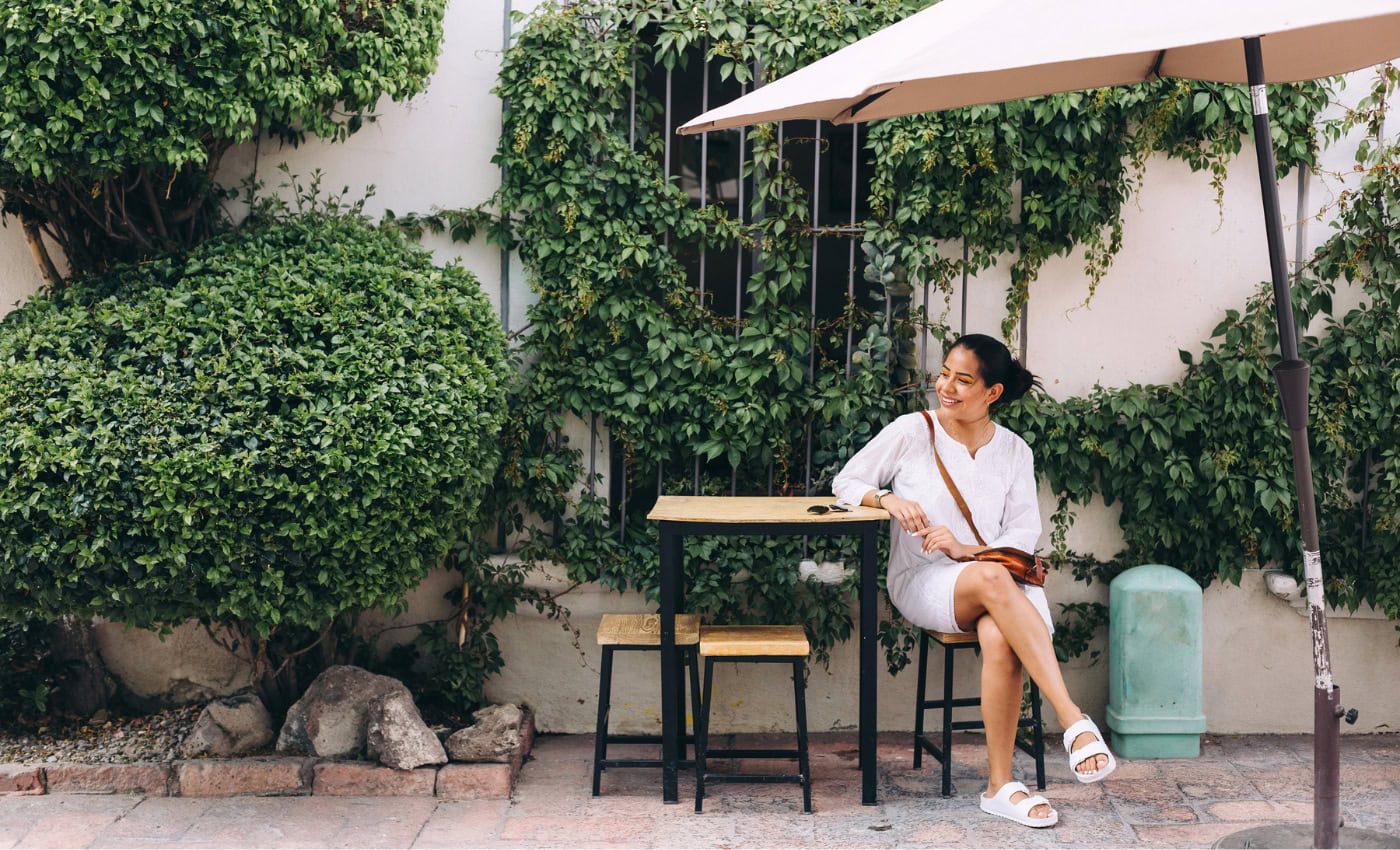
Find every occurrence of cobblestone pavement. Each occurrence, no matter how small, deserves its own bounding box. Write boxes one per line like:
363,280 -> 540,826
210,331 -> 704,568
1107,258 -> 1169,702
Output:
2,732 -> 1397,848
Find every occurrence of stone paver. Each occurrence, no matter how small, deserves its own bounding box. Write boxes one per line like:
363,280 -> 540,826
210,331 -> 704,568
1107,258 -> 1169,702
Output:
0,732 -> 1395,849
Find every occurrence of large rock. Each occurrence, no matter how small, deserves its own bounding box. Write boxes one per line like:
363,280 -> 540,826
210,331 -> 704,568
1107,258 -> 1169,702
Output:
179,692 -> 275,758
278,666 -> 401,759
445,704 -> 527,763
277,666 -> 441,769
366,690 -> 447,770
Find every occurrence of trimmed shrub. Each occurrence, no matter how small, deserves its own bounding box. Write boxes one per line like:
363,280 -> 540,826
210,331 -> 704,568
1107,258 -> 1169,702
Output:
0,212 -> 509,703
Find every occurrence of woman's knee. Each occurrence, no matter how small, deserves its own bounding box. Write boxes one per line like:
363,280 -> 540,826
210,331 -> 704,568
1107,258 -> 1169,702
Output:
976,617 -> 1021,673
963,561 -> 1018,602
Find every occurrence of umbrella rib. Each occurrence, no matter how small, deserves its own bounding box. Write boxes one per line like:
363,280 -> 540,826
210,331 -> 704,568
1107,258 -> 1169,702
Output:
1148,49 -> 1167,81
845,88 -> 893,123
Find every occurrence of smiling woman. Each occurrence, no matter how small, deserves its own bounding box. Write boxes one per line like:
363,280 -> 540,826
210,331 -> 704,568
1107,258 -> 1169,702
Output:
835,333 -> 1112,827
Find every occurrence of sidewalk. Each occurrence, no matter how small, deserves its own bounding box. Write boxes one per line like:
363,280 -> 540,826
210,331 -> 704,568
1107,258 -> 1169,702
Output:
2,732 -> 1397,848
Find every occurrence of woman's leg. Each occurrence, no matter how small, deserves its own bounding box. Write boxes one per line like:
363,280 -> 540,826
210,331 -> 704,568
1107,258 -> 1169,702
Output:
977,616 -> 1051,819
954,562 -> 1108,775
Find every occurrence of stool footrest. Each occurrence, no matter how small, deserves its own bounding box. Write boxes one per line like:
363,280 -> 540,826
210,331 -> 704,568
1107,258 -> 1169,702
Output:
703,747 -> 800,760
604,734 -> 696,745
918,697 -> 982,710
600,757 -> 697,769
701,773 -> 806,785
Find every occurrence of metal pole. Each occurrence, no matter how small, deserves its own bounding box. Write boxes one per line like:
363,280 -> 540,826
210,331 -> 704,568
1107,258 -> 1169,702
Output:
1244,36 -> 1341,850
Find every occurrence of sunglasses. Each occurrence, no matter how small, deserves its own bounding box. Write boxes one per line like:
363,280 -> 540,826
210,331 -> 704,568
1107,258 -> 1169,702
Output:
807,504 -> 851,514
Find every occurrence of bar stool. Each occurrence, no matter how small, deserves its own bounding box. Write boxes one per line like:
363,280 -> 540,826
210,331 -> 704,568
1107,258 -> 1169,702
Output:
592,613 -> 702,796
913,629 -> 1046,797
694,625 -> 812,813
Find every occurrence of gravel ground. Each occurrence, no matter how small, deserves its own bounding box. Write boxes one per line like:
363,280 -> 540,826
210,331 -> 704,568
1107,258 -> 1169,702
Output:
0,704 -> 204,765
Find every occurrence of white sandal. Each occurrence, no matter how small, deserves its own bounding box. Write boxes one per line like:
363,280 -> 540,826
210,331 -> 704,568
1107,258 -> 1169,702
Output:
979,780 -> 1058,828
1063,714 -> 1118,783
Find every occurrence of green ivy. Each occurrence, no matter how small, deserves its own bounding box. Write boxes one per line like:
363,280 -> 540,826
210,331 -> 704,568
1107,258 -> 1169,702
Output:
1003,67 -> 1400,631
426,0 -> 1371,670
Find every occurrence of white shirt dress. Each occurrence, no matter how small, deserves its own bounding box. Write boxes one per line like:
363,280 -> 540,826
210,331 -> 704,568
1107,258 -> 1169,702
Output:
832,411 -> 1054,635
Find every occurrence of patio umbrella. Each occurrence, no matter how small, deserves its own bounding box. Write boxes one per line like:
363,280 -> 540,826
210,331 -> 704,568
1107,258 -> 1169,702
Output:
679,2 -> 1400,847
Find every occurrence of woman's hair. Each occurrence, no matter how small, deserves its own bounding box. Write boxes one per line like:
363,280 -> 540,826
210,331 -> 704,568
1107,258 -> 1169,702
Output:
950,333 -> 1041,410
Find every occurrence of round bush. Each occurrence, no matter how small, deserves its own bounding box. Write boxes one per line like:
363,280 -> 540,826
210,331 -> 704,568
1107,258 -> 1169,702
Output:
0,214 -> 509,637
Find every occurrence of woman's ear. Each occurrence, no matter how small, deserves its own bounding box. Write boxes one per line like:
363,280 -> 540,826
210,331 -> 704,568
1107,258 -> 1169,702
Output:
985,382 -> 1004,405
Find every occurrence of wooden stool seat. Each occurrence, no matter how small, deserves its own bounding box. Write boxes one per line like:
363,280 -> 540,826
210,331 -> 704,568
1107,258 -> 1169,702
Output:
592,613 -> 702,797
698,625 -> 810,657
694,624 -> 812,813
597,613 -> 700,646
913,627 -> 1046,797
926,629 -> 978,646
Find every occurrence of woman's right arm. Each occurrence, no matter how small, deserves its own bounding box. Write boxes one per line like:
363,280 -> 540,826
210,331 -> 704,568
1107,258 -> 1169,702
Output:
833,416 -> 930,532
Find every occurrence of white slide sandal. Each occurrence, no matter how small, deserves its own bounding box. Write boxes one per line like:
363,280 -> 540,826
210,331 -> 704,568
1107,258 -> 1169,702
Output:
979,781 -> 1058,828
1063,714 -> 1118,783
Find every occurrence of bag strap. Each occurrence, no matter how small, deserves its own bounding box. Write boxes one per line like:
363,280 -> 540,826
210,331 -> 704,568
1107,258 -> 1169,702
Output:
920,410 -> 987,547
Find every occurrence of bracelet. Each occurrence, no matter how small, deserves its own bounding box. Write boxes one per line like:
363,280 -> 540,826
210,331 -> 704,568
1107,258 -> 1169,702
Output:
875,488 -> 892,508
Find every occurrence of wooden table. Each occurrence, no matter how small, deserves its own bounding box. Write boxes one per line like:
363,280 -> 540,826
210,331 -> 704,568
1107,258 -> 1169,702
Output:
647,495 -> 889,805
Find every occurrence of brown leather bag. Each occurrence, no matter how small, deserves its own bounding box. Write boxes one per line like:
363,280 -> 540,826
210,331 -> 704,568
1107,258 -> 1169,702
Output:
919,410 -> 1048,587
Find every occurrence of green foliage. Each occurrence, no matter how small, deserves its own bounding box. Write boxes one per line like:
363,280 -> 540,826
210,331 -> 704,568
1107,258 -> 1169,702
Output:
0,211 -> 510,705
0,614 -> 68,723
379,538 -> 575,722
466,0 -> 1353,669
1001,69 -> 1400,632
0,0 -> 447,276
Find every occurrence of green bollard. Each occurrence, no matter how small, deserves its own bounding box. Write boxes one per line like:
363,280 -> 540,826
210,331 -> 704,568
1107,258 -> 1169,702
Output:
1106,564 -> 1207,758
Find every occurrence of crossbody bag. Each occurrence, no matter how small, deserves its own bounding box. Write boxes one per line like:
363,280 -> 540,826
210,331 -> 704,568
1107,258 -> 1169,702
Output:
919,410 -> 1048,587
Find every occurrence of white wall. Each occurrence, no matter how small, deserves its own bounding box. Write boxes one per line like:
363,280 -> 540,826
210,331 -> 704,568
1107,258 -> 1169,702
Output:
0,223 -> 45,318
0,0 -> 1395,734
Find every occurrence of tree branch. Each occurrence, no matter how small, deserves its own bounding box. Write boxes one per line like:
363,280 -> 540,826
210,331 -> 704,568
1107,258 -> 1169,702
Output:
19,214 -> 64,290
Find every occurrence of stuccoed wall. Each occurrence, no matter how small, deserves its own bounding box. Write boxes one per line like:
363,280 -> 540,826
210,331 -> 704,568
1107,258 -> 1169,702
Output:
481,491 -> 1400,737
0,0 -> 1396,732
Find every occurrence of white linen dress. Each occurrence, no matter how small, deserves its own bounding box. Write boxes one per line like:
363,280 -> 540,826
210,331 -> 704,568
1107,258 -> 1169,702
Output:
832,410 -> 1054,635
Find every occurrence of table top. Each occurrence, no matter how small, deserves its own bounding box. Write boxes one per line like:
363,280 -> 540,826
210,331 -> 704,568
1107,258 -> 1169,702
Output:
647,495 -> 889,524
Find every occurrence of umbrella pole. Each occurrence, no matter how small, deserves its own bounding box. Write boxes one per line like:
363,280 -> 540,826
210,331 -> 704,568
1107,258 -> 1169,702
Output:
1243,37 -> 1342,850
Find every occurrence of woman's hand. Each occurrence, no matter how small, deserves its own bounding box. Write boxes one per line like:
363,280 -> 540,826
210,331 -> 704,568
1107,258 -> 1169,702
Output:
880,494 -> 929,535
915,525 -> 977,559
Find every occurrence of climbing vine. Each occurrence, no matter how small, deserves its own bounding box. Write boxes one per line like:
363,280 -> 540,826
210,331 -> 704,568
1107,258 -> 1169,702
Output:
436,0 -> 1390,668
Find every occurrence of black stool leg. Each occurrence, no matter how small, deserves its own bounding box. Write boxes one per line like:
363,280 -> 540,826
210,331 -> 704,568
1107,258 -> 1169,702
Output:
913,630 -> 929,769
592,645 -> 615,796
941,641 -> 955,798
686,646 -> 702,759
695,656 -> 715,813
792,660 -> 812,813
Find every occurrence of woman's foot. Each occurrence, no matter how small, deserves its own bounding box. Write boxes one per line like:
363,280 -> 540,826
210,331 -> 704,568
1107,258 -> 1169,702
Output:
980,781 -> 1058,827
1062,715 -> 1118,782
1071,730 -> 1110,774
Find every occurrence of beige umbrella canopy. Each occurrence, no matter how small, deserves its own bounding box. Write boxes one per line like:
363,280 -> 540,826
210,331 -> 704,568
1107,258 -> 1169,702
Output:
679,2 -> 1400,847
679,0 -> 1400,133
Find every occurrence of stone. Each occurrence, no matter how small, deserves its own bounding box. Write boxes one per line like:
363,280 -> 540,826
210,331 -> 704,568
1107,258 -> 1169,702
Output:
445,704 -> 527,764
312,762 -> 437,796
276,665 -> 413,760
179,692 -> 275,758
434,763 -> 515,799
365,690 -> 447,771
45,763 -> 171,795
174,757 -> 311,797
0,764 -> 44,795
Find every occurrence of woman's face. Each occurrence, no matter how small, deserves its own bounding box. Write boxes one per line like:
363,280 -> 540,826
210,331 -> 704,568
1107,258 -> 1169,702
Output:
935,345 -> 1003,417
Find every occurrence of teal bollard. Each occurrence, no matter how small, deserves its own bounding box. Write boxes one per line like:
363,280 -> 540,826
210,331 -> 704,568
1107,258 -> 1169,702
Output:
1106,564 -> 1207,758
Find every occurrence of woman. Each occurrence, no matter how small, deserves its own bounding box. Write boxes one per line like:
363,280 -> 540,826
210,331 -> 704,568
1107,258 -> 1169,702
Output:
833,333 -> 1116,828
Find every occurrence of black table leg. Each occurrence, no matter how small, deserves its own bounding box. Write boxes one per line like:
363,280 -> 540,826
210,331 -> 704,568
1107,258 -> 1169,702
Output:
860,522 -> 879,805
659,524 -> 682,803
